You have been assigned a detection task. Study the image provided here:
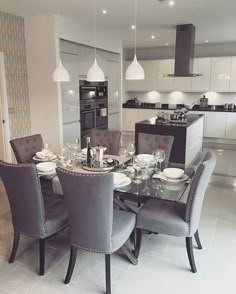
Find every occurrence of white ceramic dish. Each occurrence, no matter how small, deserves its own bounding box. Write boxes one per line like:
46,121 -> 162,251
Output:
163,168 -> 184,179
136,154 -> 154,163
114,177 -> 131,188
36,162 -> 56,173
112,172 -> 127,186
153,172 -> 188,183
33,154 -> 57,161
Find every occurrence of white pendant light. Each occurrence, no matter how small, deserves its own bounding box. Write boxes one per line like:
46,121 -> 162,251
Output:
87,0 -> 105,82
52,59 -> 70,82
125,0 -> 145,80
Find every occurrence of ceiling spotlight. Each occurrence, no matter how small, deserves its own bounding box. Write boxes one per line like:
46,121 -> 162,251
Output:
169,1 -> 175,6
165,42 -> 168,46
205,39 -> 209,43
131,25 -> 136,29
102,9 -> 107,14
151,35 -> 155,39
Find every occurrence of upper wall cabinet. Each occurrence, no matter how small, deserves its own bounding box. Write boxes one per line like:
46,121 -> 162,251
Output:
125,60 -> 158,92
210,57 -> 231,92
157,59 -> 175,92
230,57 -> 236,92
191,58 -> 211,92
174,77 -> 192,92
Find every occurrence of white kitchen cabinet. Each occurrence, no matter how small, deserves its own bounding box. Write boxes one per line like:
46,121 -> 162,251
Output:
225,113 -> 236,139
191,58 -> 211,92
205,112 -> 227,138
230,57 -> 236,92
210,57 -> 231,92
157,59 -> 175,92
174,77 -> 192,92
108,113 -> 120,130
125,60 -> 158,92
188,111 -> 207,136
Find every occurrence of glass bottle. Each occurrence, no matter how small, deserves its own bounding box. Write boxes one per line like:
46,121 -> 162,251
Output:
86,137 -> 92,167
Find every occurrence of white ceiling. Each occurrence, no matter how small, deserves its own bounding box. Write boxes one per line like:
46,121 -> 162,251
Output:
1,0 -> 236,48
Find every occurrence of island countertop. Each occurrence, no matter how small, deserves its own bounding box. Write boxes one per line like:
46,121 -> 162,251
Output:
136,114 -> 204,128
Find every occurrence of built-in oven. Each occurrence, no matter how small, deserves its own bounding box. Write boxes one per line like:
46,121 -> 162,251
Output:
96,101 -> 108,129
80,86 -> 96,102
80,103 -> 96,133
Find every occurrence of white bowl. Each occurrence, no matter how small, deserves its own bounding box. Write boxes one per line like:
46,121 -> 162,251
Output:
136,154 -> 154,163
163,168 -> 184,179
112,172 -> 127,186
36,162 -> 56,173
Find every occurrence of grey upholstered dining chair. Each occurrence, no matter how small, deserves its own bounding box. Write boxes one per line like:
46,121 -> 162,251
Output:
10,134 -> 44,163
137,133 -> 174,169
90,128 -> 121,155
135,150 -> 216,273
0,161 -> 68,275
56,168 -> 136,294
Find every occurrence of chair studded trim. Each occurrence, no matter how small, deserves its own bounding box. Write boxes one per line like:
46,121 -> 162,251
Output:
185,163 -> 205,233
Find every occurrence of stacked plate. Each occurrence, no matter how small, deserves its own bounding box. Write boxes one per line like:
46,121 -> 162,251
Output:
33,151 -> 57,162
153,168 -> 188,183
36,162 -> 57,176
112,172 -> 131,188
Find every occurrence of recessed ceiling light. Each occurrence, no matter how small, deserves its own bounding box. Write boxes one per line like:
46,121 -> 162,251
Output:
205,39 -> 209,43
169,1 -> 175,6
131,25 -> 136,29
151,35 -> 155,39
165,43 -> 168,46
102,9 -> 107,14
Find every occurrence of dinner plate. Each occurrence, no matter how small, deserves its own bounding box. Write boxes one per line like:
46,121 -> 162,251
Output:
36,162 -> 56,173
33,154 -> 57,162
114,177 -> 131,188
136,154 -> 154,163
112,172 -> 127,186
153,173 -> 188,183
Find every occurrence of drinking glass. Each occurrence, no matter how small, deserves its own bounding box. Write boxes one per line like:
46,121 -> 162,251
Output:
133,164 -> 142,184
127,143 -> 136,165
153,149 -> 165,172
119,146 -> 127,169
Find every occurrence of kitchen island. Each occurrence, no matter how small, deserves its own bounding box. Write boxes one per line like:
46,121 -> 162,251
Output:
135,114 -> 204,165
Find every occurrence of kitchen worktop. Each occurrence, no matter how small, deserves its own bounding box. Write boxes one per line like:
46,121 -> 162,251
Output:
136,114 -> 203,128
123,103 -> 236,112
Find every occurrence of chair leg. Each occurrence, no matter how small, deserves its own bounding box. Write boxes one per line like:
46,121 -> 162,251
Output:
134,229 -> 142,258
39,239 -> 45,276
186,237 -> 197,273
105,254 -> 111,294
65,246 -> 77,284
194,230 -> 203,249
9,230 -> 20,263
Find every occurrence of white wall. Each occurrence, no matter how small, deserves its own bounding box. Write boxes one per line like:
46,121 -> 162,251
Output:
126,91 -> 236,105
25,15 -> 63,154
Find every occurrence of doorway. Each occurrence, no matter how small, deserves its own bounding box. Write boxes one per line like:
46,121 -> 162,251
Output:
0,52 -> 11,162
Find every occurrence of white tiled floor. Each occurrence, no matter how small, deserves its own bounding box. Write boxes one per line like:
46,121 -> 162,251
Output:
0,148 -> 236,293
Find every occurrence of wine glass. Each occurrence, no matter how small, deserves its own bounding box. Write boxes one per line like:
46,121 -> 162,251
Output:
127,143 -> 136,165
153,149 -> 165,172
119,146 -> 127,169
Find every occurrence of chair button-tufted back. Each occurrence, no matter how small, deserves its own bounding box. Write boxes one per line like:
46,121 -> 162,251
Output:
90,128 -> 121,155
138,133 -> 174,169
10,134 -> 44,163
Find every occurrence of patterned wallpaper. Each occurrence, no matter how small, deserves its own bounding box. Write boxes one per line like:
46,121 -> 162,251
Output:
0,11 -> 31,139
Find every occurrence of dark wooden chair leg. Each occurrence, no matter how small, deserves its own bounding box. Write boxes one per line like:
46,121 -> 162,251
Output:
105,254 -> 111,294
39,239 -> 45,275
134,229 -> 142,258
186,237 -> 197,273
65,246 -> 77,284
194,230 -> 203,249
9,230 -> 20,263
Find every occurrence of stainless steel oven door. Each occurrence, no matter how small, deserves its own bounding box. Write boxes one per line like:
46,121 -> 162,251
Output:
81,109 -> 96,132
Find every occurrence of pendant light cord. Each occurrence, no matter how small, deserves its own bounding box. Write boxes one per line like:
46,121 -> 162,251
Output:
93,0 -> 97,59
134,0 -> 137,56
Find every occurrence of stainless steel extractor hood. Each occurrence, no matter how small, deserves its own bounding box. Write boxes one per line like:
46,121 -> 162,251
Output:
166,24 -> 202,77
